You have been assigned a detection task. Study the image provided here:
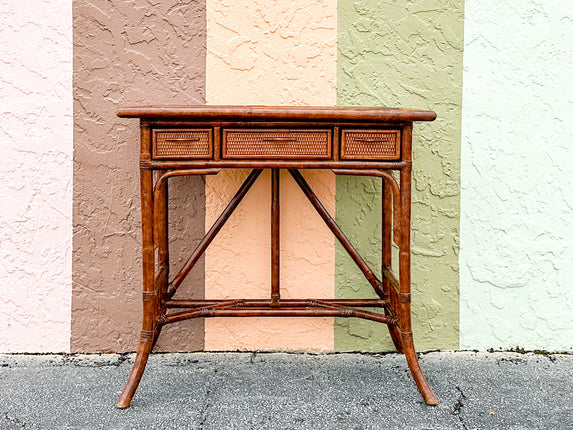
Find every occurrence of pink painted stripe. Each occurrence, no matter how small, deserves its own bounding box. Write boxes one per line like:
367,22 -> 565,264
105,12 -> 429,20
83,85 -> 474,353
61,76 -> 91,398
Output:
0,0 -> 72,352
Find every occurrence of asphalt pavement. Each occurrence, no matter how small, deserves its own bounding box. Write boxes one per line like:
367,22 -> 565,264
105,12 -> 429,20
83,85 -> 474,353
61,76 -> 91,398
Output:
1,351 -> 571,429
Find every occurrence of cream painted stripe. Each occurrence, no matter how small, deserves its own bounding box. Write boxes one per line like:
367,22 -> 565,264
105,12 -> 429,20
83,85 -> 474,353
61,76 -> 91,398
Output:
0,0 -> 72,352
460,0 -> 573,351
205,0 -> 337,351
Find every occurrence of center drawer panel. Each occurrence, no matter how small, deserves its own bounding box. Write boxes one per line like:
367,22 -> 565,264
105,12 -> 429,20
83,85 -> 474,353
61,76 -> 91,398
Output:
222,129 -> 332,159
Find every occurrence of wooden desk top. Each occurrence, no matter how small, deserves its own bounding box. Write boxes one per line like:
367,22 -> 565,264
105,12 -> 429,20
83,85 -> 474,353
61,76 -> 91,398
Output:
117,105 -> 436,123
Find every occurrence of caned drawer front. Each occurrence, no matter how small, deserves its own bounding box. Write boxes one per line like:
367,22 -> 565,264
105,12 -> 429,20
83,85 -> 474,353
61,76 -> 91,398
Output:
222,129 -> 331,159
153,129 -> 213,159
340,129 -> 401,160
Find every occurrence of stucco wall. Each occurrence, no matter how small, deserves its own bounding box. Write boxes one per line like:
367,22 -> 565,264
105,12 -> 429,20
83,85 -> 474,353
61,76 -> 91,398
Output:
2,0 -> 571,354
335,0 -> 464,351
72,0 -> 207,352
460,0 -> 573,351
0,0 -> 73,353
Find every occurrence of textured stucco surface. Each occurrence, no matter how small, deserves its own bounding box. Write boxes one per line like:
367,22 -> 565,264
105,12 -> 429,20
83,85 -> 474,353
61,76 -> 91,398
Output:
206,0 -> 337,106
72,0 -> 206,352
460,1 -> 573,351
205,0 -> 337,350
0,0 -> 73,352
335,0 -> 464,351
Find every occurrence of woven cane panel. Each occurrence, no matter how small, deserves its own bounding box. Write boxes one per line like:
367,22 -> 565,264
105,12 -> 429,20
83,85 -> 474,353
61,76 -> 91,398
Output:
341,129 -> 401,160
153,129 -> 212,159
223,129 -> 331,159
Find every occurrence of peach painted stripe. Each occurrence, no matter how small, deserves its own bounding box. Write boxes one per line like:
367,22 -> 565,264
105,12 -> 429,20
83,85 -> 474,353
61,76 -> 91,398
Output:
205,0 -> 337,351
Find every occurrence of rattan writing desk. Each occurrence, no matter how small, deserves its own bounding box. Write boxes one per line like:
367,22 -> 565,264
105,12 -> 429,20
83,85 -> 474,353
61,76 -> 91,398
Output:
115,105 -> 438,408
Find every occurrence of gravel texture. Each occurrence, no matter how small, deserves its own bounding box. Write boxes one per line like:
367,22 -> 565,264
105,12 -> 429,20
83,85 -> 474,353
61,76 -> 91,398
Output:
0,351 -> 571,429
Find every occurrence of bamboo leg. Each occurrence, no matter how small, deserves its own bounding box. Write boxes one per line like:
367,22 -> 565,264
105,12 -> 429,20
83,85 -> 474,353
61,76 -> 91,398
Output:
151,170 -> 169,350
382,176 -> 403,353
116,332 -> 154,409
398,165 -> 438,406
271,169 -> 280,306
401,332 -> 438,405
117,165 -> 156,409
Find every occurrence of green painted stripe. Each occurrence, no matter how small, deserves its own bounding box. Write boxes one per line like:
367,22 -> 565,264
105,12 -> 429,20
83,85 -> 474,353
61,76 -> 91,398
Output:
335,0 -> 464,351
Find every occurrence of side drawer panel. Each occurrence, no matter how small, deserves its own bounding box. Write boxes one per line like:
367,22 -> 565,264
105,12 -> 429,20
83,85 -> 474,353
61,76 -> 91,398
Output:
222,129 -> 331,159
340,129 -> 401,160
153,129 -> 213,159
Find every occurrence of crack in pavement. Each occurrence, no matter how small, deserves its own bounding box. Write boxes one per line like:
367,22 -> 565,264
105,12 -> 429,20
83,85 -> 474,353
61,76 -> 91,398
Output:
3,412 -> 27,429
451,386 -> 468,430
198,366 -> 218,430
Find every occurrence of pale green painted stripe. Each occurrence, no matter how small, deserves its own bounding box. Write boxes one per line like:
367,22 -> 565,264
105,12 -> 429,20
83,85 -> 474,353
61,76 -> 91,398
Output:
335,0 -> 464,351
460,0 -> 573,351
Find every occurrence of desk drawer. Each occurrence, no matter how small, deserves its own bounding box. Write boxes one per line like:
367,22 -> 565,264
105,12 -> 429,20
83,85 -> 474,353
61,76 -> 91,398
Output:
340,129 -> 401,160
222,129 -> 331,159
153,129 -> 213,159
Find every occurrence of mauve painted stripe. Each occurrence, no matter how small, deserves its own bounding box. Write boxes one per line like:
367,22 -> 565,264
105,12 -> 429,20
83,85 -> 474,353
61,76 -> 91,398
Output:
71,0 -> 207,352
204,0 -> 337,351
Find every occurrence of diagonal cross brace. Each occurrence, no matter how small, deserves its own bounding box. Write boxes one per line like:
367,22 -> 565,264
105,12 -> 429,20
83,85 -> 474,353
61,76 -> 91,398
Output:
168,168 -> 385,302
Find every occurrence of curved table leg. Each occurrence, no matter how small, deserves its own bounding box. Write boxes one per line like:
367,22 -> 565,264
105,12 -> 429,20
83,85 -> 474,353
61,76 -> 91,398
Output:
401,332 -> 438,405
398,163 -> 438,405
117,160 -> 160,409
116,332 -> 154,408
